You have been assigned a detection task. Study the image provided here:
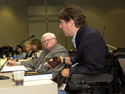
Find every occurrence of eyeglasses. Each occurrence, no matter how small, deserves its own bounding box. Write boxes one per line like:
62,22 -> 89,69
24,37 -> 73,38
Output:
42,38 -> 54,43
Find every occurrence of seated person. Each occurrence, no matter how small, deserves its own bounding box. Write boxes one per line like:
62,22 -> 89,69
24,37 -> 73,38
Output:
22,45 -> 26,53
16,45 -> 27,60
24,40 -> 34,59
45,5 -> 111,94
7,32 -> 69,79
30,39 -> 43,59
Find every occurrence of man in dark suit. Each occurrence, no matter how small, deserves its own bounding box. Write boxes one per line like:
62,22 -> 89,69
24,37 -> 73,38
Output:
57,5 -> 110,78
7,32 -> 68,79
44,5 -> 111,94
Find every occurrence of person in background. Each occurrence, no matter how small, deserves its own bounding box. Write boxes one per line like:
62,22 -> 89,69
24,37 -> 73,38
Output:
7,32 -> 69,80
31,39 -> 43,59
22,45 -> 26,53
16,45 -> 27,59
24,40 -> 34,59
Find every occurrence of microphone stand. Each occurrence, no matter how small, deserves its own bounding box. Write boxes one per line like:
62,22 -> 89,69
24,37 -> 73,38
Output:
102,26 -> 106,38
20,35 -> 35,46
0,59 -> 10,80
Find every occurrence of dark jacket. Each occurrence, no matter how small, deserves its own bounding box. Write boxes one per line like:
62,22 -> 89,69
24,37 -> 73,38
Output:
24,51 -> 34,59
69,26 -> 110,76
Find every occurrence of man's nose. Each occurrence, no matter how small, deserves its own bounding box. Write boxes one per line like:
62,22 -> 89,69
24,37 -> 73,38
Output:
59,24 -> 62,28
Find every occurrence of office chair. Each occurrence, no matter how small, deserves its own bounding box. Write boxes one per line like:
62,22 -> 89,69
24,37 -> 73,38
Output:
65,53 -> 125,94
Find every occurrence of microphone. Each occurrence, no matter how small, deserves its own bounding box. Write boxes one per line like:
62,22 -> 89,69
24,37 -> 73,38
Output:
104,26 -> 106,29
102,26 -> 106,37
20,35 -> 35,45
0,60 -> 9,80
30,35 -> 35,38
0,60 -> 8,72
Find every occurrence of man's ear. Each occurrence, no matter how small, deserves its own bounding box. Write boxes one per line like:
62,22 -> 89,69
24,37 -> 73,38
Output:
69,19 -> 75,27
54,38 -> 57,42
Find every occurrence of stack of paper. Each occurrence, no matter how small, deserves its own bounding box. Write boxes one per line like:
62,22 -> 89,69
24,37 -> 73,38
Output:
24,74 -> 52,81
1,65 -> 28,72
24,79 -> 53,86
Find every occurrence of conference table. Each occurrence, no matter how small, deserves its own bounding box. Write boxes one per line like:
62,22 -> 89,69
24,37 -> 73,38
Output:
0,59 -> 58,94
119,58 -> 125,70
0,72 -> 58,94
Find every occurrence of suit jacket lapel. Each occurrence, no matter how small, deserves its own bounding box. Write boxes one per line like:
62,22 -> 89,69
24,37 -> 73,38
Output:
75,26 -> 87,50
35,49 -> 49,69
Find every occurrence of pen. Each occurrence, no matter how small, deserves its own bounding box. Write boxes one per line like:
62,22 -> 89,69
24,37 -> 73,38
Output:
7,58 -> 13,65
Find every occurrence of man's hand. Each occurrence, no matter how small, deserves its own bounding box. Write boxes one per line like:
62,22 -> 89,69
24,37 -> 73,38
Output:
48,57 -> 61,68
7,60 -> 17,66
44,57 -> 61,68
61,68 -> 69,77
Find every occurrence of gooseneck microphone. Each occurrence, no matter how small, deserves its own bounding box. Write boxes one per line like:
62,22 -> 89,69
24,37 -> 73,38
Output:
0,60 -> 10,80
20,35 -> 35,45
0,60 -> 8,71
30,35 -> 35,38
102,26 -> 106,37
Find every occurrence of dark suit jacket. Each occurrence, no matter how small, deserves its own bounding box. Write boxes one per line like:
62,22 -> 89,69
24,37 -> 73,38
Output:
24,51 -> 34,59
70,26 -> 110,76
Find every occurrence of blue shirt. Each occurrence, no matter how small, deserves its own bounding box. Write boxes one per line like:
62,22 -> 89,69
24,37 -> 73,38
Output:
17,52 -> 27,59
72,31 -> 78,49
71,31 -> 79,67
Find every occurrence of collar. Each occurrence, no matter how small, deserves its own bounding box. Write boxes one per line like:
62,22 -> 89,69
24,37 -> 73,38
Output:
72,29 -> 79,49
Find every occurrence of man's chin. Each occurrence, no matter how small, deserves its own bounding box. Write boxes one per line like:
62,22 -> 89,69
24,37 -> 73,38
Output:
64,34 -> 71,37
64,33 -> 68,36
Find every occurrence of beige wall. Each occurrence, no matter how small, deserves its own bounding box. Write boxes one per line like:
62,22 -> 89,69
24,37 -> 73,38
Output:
64,0 -> 125,48
0,0 -> 125,51
28,0 -> 125,50
0,0 -> 28,49
84,7 -> 125,48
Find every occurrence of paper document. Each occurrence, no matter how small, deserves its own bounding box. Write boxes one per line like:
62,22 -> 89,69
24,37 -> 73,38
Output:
24,74 -> 52,81
1,65 -> 28,72
24,79 -> 53,86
